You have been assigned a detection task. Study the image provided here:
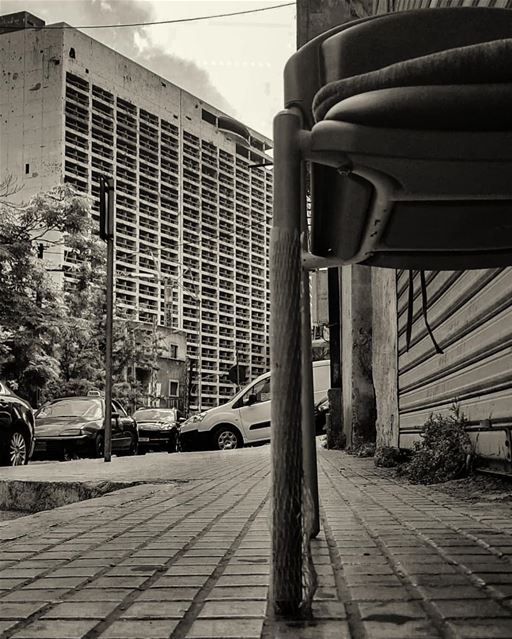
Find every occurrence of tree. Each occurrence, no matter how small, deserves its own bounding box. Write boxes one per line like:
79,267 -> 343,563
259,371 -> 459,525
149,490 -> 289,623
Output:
1,183 -> 166,409
0,184 -> 100,404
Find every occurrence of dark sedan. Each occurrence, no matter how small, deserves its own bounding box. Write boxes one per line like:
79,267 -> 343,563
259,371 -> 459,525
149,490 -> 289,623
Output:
33,396 -> 138,460
133,407 -> 180,453
0,381 -> 35,466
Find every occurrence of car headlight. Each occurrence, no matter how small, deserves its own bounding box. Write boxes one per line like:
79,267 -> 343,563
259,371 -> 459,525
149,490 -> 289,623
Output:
60,428 -> 83,436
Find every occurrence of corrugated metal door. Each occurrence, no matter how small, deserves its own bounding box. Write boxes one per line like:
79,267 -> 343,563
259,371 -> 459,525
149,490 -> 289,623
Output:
397,269 -> 512,468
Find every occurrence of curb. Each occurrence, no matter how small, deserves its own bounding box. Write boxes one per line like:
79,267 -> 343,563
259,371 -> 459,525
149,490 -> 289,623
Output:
0,479 -> 143,513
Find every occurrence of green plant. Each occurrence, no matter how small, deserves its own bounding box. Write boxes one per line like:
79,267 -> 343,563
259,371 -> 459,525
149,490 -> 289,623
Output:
403,404 -> 474,484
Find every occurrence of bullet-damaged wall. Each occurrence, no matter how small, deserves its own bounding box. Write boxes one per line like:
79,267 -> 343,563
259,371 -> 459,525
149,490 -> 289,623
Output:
0,27 -> 64,200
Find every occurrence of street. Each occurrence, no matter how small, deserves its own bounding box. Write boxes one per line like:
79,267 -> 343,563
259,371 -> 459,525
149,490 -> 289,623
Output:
0,447 -> 511,637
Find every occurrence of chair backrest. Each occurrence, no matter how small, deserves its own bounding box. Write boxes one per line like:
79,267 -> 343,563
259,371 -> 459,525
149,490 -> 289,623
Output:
284,7 -> 512,128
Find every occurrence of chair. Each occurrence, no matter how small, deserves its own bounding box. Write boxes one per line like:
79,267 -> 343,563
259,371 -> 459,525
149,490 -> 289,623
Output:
269,7 -> 512,617
284,7 -> 512,270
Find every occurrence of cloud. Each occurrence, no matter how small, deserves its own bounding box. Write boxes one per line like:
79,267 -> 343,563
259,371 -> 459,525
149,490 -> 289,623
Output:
2,0 -> 233,113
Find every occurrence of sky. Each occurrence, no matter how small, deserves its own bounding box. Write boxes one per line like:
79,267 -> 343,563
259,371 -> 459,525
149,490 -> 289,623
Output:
2,0 -> 297,137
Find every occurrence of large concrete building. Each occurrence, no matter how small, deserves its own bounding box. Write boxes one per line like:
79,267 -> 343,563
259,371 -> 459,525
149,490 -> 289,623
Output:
0,11 -> 273,411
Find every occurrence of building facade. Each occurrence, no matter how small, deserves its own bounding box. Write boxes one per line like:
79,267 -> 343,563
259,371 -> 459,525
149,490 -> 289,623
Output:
0,12 -> 273,411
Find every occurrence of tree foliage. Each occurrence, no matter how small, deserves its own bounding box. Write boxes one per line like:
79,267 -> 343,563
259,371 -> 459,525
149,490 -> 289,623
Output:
0,183 -> 161,408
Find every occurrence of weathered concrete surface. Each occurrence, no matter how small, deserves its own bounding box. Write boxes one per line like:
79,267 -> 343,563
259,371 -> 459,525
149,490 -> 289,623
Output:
372,267 -> 400,449
342,265 -> 377,450
0,480 -> 142,513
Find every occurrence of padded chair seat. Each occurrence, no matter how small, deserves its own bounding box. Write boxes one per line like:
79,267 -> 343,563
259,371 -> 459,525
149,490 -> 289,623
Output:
313,37 -> 512,122
323,84 -> 512,131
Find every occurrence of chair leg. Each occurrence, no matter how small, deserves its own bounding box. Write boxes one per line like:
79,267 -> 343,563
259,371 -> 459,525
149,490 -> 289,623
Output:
301,266 -> 320,540
270,109 -> 303,617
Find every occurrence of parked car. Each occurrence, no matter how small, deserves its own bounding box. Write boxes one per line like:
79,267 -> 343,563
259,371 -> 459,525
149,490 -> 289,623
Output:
314,396 -> 329,435
0,381 -> 35,466
180,360 -> 330,451
133,407 -> 181,453
33,396 -> 138,460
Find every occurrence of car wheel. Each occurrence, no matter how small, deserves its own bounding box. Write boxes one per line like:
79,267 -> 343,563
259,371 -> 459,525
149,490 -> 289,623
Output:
93,433 -> 104,458
213,426 -> 242,451
5,427 -> 29,466
167,430 -> 178,453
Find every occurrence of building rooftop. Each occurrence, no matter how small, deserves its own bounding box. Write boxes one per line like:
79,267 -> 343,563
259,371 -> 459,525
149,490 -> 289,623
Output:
0,11 -> 45,34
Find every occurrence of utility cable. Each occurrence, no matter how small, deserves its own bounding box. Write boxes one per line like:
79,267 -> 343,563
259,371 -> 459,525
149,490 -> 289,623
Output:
27,3 -> 295,30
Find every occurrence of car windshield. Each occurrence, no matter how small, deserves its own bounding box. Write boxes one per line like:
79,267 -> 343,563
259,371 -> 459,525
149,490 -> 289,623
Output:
134,409 -> 176,422
37,399 -> 103,420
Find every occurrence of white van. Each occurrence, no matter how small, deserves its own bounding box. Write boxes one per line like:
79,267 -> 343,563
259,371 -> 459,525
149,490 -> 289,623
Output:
180,360 -> 330,451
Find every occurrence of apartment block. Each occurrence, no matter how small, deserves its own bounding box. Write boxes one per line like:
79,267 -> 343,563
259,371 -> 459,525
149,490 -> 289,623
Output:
0,11 -> 273,410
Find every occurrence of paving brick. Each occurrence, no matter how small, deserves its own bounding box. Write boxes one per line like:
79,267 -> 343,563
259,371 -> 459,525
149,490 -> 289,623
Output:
0,568 -> 47,579
0,620 -> 19,633
84,576 -> 148,589
0,589 -> 68,602
41,602 -> 119,619
310,601 -> 346,619
164,565 -> 215,576
419,586 -> 489,599
215,574 -> 268,586
0,578 -> 29,590
361,620 -> 438,639
358,601 -> 427,620
65,589 -> 133,602
348,586 -> 419,601
186,618 -> 264,638
206,586 -> 268,600
119,601 -> 190,618
198,600 -> 267,618
137,587 -> 200,601
99,619 -> 179,638
23,577 -> 88,589
432,599 -> 512,619
448,620 -> 512,638
0,602 -> 46,619
10,618 -> 99,638
150,575 -> 207,588
269,619 -> 351,638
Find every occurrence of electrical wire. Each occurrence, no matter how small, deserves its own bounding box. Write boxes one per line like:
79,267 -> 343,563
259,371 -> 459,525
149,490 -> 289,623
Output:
28,3 -> 295,30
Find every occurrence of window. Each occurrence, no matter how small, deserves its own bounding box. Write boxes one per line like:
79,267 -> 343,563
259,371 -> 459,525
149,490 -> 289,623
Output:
169,344 -> 178,359
201,109 -> 217,126
169,380 -> 179,397
244,378 -> 270,404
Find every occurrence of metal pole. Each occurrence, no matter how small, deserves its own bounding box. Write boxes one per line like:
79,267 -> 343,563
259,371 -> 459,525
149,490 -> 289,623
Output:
270,108 -> 303,617
326,267 -> 343,449
198,295 -> 202,411
104,179 -> 114,463
301,264 -> 320,539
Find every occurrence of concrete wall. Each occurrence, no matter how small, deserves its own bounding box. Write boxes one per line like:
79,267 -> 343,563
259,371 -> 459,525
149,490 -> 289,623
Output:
0,27 -> 64,199
372,269 -> 399,449
342,265 -> 376,449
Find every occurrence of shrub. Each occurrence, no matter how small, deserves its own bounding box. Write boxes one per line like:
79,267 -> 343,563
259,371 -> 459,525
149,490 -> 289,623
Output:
402,405 -> 474,484
374,446 -> 412,468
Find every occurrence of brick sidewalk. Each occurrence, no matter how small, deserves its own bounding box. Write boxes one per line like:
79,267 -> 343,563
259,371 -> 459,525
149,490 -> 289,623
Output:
0,447 -> 511,638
